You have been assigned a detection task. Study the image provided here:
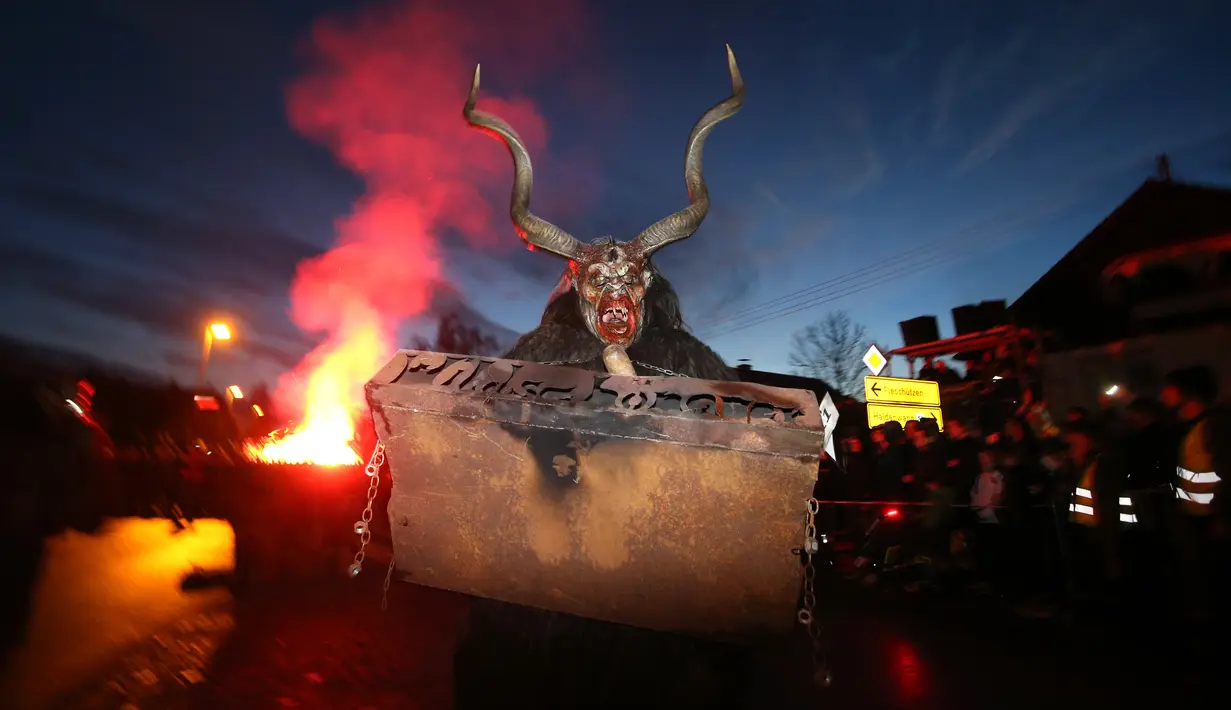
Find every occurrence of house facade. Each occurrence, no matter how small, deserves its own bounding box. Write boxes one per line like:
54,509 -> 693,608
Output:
1009,176 -> 1231,411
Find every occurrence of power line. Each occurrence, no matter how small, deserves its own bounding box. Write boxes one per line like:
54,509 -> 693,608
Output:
692,201 -> 1050,330
698,228 -> 1025,341
695,188 -> 1102,341
690,196 -> 1056,327
694,130 -> 1231,337
696,213 -> 1047,339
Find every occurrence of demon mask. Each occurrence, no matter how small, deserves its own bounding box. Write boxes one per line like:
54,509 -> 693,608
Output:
464,46 -> 745,347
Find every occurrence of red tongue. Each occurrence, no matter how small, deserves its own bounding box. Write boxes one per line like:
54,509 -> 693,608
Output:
598,295 -> 635,337
598,299 -> 633,340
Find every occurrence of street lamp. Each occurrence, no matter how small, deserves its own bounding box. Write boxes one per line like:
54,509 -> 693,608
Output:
199,321 -> 234,387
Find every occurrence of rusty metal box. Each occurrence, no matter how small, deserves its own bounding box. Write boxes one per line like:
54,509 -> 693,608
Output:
365,350 -> 825,638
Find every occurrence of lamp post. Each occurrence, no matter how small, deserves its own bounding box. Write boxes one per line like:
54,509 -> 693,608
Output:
199,322 -> 233,387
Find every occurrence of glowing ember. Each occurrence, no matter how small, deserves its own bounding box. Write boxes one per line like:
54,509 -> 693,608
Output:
247,312 -> 389,467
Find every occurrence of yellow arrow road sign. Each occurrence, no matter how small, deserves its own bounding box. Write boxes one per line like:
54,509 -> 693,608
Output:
866,402 -> 945,431
864,376 -> 940,406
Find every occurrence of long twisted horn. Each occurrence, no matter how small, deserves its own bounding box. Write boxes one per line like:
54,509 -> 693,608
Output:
633,45 -> 745,256
464,65 -> 583,260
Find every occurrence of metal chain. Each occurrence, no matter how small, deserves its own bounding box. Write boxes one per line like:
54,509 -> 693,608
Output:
798,497 -> 833,688
539,358 -> 686,378
631,360 -> 685,377
348,442 -> 386,579
381,555 -> 395,611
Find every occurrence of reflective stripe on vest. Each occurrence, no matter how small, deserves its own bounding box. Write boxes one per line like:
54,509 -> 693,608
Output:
1176,420 -> 1219,516
1069,487 -> 1138,525
1070,485 -> 1097,526
1069,461 -> 1137,526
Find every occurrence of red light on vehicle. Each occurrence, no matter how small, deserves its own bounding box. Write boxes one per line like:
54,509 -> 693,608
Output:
194,395 -> 220,411
884,508 -> 901,519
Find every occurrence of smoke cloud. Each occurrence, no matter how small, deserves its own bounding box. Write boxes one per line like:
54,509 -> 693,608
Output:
273,0 -> 590,418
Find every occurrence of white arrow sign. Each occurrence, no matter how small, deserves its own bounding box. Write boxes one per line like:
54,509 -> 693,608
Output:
819,392 -> 839,461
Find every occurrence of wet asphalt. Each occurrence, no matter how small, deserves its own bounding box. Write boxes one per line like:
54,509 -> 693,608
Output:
1,517 -> 1217,710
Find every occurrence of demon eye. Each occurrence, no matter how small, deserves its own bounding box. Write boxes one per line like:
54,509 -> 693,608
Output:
589,273 -> 603,287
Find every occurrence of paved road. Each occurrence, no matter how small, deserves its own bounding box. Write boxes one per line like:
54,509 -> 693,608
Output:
0,518 -> 232,710
2,517 -> 1218,709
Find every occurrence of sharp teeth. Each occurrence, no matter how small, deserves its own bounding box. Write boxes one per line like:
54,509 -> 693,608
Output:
601,302 -> 630,325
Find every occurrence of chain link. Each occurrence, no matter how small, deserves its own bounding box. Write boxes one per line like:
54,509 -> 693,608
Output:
348,442 -> 385,579
631,360 -> 685,377
539,358 -> 686,378
798,497 -> 833,688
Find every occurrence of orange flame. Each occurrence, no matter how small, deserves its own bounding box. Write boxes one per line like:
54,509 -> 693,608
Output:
246,310 -> 390,467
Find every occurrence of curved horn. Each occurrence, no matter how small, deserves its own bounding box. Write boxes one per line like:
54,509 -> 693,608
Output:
633,45 -> 745,256
464,65 -> 583,260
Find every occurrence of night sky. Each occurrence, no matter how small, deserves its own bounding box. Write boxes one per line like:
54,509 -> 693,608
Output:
3,0 -> 1230,392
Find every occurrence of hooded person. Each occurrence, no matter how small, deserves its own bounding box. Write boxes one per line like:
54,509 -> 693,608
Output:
451,46 -> 806,708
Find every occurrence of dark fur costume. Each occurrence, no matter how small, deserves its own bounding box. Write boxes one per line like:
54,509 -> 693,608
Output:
503,262 -> 732,381
452,267 -> 794,709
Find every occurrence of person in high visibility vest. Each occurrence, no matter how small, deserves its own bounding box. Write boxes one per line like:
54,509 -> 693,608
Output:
1064,424 -> 1138,527
1161,367 -> 1226,520
1160,366 -> 1229,620
1061,423 -> 1131,602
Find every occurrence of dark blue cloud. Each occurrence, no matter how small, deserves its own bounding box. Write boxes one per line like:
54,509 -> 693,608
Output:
2,0 -> 1230,384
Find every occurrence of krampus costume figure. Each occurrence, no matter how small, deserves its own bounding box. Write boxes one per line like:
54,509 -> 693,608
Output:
467,49 -> 740,383
450,48 -> 791,709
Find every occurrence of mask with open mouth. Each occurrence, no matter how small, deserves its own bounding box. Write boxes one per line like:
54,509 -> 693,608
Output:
464,46 -> 745,348
574,241 -> 651,346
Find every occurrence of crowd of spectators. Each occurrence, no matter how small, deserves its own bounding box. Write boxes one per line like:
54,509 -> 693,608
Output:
816,366 -> 1227,622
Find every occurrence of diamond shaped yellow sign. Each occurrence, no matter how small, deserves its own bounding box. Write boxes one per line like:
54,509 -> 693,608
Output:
862,344 -> 887,376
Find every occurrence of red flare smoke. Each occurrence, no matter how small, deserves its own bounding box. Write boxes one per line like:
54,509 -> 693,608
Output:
252,0 -> 590,465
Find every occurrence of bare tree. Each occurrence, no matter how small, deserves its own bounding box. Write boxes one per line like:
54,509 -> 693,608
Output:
788,310 -> 870,399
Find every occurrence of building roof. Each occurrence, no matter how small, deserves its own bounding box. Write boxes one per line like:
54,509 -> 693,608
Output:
733,364 -> 847,403
890,325 -> 1018,359
1010,178 -> 1231,345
